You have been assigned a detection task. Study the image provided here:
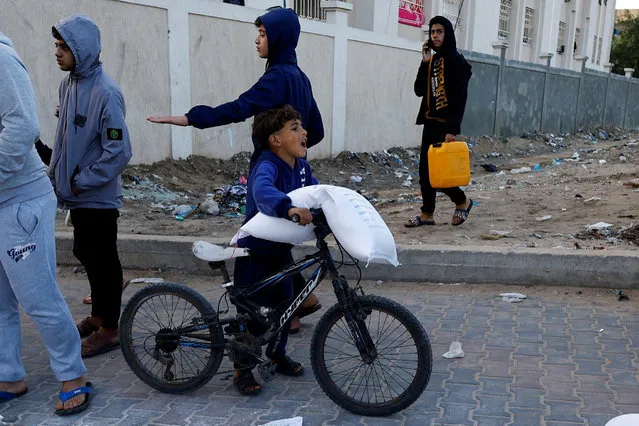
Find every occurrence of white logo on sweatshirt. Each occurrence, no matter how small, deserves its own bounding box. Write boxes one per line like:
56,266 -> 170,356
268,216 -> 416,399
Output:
300,167 -> 306,186
7,243 -> 36,263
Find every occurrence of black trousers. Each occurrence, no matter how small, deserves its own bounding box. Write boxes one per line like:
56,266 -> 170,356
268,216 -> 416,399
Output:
71,208 -> 123,329
419,124 -> 467,215
233,251 -> 294,360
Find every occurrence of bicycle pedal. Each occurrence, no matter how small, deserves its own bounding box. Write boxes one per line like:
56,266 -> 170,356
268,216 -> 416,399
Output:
256,360 -> 277,383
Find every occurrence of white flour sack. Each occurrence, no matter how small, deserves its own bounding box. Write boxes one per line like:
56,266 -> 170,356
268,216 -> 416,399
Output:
231,185 -> 399,267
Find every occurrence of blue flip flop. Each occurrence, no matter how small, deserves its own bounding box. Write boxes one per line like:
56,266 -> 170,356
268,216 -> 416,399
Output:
54,382 -> 93,416
0,387 -> 28,403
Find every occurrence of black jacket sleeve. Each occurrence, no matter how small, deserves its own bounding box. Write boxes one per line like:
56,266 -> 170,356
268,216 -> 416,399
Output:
414,60 -> 430,98
35,139 -> 53,166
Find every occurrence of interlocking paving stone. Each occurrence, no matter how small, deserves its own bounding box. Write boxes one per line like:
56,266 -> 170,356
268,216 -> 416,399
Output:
8,272 -> 639,425
545,400 -> 585,423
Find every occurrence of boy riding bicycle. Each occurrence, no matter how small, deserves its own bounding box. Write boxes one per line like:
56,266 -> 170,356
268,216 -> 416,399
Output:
232,105 -> 317,395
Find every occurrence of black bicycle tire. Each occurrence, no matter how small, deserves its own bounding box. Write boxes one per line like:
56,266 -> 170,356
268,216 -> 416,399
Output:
119,282 -> 224,394
310,295 -> 432,416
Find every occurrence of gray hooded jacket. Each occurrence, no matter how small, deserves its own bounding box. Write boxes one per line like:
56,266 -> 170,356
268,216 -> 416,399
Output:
0,32 -> 51,208
50,14 -> 132,209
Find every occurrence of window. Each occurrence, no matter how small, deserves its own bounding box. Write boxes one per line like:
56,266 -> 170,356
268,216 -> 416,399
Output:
399,0 -> 425,27
557,21 -> 566,54
523,7 -> 535,45
442,0 -> 462,30
574,28 -> 581,55
293,0 -> 325,21
498,0 -> 512,39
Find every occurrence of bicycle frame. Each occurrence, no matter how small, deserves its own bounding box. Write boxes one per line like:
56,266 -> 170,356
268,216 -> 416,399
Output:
230,241 -> 336,344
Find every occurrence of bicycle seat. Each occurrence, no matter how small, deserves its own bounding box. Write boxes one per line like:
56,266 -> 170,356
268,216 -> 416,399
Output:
192,241 -> 250,262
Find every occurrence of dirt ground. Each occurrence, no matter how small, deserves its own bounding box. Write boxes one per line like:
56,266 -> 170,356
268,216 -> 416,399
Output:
55,127 -> 639,251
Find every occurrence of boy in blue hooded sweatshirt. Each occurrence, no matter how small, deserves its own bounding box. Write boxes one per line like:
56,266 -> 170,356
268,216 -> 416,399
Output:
232,104 -> 317,395
50,15 -> 133,358
148,7 -> 324,331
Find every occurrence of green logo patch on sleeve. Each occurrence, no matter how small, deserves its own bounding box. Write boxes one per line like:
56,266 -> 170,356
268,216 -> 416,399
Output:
107,128 -> 123,140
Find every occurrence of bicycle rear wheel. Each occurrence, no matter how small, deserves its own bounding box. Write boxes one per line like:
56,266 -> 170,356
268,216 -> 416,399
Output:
120,283 -> 224,394
310,295 -> 432,416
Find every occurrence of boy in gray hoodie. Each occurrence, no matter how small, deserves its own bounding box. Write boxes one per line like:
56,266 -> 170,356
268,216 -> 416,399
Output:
50,15 -> 132,358
0,31 -> 93,415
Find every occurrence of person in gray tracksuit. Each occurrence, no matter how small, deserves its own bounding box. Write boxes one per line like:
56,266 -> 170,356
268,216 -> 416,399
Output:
49,15 -> 132,358
0,31 -> 93,415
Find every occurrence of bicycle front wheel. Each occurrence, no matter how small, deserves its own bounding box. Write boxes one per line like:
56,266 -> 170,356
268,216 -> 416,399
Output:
310,295 -> 432,416
119,283 -> 224,394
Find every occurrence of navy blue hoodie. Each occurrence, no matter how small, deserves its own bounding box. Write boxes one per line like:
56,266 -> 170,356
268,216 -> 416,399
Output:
185,8 -> 324,170
237,150 -> 317,254
414,16 -> 472,135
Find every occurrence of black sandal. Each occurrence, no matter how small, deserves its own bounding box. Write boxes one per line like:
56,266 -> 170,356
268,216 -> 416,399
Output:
233,369 -> 262,395
271,355 -> 304,377
452,200 -> 473,226
404,215 -> 436,228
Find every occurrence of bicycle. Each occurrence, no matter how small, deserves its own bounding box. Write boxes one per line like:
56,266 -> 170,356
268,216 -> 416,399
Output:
119,209 -> 432,416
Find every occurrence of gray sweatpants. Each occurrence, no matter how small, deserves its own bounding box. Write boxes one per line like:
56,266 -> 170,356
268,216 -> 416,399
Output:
0,191 -> 86,382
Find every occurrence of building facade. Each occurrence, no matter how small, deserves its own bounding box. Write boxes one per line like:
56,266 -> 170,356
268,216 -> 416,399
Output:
293,0 -> 617,72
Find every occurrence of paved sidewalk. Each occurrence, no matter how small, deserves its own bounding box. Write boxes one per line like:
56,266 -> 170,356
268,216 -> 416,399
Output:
1,269 -> 638,425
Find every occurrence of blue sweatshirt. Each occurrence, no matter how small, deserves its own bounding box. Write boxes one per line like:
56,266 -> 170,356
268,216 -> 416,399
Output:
0,32 -> 51,208
238,150 -> 317,254
50,15 -> 133,209
185,8 -> 324,170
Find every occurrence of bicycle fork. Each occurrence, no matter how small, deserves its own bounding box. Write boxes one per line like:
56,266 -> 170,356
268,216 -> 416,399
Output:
332,276 -> 377,364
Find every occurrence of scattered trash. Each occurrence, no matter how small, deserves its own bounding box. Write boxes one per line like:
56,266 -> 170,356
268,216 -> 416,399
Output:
349,175 -> 363,183
490,230 -> 513,236
129,277 -> 165,284
599,159 -> 607,164
238,175 -> 247,185
262,417 -> 303,426
73,266 -> 86,274
587,222 -> 613,230
511,167 -> 532,174
443,341 -> 464,359
481,164 -> 498,172
598,328 -> 605,333
623,179 -> 639,188
533,233 -> 543,239
173,204 -> 200,220
616,290 -> 630,301
583,197 -> 601,203
200,199 -> 220,216
376,280 -> 383,285
619,155 -> 627,162
536,215 -> 552,222
481,233 -> 503,240
500,293 -> 527,303
402,178 -> 413,187
532,163 -> 541,171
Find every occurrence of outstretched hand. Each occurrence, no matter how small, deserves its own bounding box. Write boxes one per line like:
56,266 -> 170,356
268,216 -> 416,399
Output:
444,133 -> 457,142
146,115 -> 189,126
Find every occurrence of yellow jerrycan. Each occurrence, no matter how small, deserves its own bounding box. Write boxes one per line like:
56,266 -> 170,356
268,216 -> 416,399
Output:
427,141 -> 471,188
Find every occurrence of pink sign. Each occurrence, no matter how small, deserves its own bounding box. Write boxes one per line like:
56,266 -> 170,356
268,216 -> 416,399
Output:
399,0 -> 425,27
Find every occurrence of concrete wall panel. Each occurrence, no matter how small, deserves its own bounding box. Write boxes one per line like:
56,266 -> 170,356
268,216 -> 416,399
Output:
3,0 -> 171,164
346,40 -> 422,152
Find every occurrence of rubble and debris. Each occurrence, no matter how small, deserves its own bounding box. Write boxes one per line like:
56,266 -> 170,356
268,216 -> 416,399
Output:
616,290 -> 630,301
536,215 -> 552,222
443,341 -> 464,359
500,293 -> 527,303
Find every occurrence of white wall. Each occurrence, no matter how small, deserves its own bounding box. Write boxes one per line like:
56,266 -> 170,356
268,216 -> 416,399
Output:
2,0 -> 172,164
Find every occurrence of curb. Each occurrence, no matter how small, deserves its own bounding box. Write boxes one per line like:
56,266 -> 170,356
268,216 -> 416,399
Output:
55,232 -> 639,288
